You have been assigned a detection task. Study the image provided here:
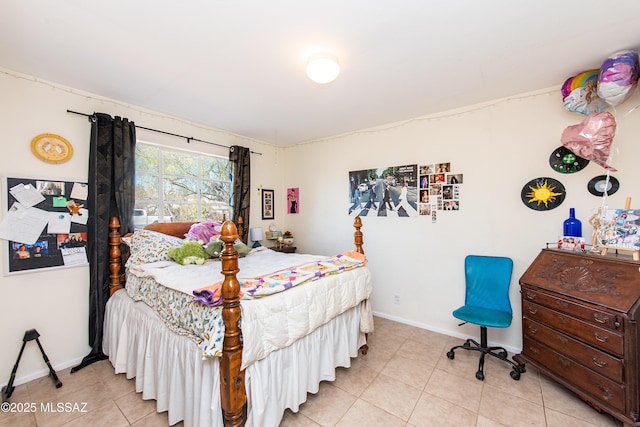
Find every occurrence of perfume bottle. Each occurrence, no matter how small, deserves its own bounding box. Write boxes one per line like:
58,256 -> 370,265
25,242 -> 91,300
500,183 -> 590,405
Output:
563,208 -> 582,237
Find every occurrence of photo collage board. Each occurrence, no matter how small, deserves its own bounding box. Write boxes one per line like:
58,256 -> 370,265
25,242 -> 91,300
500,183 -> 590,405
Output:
2,177 -> 89,274
348,162 -> 463,220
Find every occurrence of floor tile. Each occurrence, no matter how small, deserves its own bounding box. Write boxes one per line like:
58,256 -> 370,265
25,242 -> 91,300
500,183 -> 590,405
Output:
423,368 -> 483,413
360,372 -> 421,421
479,383 -> 546,427
5,315 -> 626,427
298,381 -> 356,427
409,392 -> 477,427
335,399 -> 405,427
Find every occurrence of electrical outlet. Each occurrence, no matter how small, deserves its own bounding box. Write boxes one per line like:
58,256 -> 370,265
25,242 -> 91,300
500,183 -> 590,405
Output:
393,293 -> 400,304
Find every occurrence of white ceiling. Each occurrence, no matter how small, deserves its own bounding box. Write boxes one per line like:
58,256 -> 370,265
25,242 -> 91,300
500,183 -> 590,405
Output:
2,1 -> 640,146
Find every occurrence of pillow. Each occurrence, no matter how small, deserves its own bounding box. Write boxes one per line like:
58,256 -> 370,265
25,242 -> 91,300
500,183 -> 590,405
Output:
121,229 -> 183,266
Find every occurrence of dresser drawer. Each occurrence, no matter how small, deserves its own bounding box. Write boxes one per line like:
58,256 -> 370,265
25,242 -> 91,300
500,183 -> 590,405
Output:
521,286 -> 623,332
523,335 -> 625,412
523,301 -> 624,356
523,318 -> 623,383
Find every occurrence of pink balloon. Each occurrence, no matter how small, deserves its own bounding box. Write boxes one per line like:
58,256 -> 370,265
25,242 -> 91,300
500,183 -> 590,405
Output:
560,112 -> 617,171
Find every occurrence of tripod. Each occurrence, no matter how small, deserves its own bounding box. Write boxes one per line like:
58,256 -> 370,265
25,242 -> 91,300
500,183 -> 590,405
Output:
2,329 -> 62,402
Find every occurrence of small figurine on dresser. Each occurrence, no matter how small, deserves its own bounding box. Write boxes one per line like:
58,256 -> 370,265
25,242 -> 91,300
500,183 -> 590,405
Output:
588,207 -> 604,252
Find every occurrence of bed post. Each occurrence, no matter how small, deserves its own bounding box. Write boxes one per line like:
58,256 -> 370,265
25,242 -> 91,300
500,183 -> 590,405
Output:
353,215 -> 369,355
236,216 -> 244,242
109,216 -> 124,296
353,216 -> 364,254
219,220 -> 246,427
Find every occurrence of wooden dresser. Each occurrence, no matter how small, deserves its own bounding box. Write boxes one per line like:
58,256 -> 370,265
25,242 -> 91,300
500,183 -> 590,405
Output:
515,249 -> 640,426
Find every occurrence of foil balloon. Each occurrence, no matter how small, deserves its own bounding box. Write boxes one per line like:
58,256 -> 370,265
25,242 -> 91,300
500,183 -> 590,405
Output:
560,112 -> 617,171
597,50 -> 639,106
561,69 -> 609,115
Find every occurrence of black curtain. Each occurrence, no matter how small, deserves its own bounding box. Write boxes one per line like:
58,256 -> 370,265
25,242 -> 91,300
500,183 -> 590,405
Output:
229,145 -> 250,242
72,113 -> 136,372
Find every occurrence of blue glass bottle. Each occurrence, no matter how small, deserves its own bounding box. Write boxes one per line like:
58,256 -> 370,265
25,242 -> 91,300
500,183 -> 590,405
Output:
563,208 -> 582,237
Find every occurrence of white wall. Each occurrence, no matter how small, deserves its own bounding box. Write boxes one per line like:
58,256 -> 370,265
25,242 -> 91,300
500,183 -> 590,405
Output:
0,69 -> 282,386
2,67 -> 639,385
283,88 -> 640,352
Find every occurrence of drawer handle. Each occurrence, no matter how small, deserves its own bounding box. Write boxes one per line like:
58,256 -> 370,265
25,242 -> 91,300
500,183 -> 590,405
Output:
592,357 -> 608,369
555,334 -> 568,344
528,307 -> 538,315
593,313 -> 609,324
558,356 -> 571,368
597,383 -> 613,401
525,291 -> 537,300
554,300 -> 569,309
528,346 -> 540,355
594,332 -> 609,343
557,315 -> 569,324
527,326 -> 538,334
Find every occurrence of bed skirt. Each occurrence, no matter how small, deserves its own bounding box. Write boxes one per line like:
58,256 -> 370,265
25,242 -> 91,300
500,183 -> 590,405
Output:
103,289 -> 366,426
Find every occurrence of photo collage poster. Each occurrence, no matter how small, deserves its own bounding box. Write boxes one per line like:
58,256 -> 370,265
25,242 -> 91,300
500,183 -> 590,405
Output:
2,177 -> 89,274
348,163 -> 462,221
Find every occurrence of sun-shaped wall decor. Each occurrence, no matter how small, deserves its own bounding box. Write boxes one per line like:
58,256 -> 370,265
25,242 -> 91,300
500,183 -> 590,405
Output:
521,177 -> 566,211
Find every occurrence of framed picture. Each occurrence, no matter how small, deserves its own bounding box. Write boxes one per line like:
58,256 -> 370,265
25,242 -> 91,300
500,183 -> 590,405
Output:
262,189 -> 274,220
287,187 -> 299,214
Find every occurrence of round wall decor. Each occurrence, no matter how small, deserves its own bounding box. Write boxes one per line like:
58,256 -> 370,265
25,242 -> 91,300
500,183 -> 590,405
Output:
549,146 -> 589,174
521,177 -> 566,211
30,133 -> 73,164
587,175 -> 620,196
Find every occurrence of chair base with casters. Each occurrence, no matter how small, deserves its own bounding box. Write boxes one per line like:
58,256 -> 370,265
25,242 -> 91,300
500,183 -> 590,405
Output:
447,324 -> 525,381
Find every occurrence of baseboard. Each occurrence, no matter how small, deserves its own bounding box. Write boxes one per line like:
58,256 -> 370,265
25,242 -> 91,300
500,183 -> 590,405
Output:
0,356 -> 85,390
371,310 -> 521,354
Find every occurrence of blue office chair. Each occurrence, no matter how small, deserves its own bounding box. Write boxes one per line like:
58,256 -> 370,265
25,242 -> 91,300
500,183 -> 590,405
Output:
446,255 -> 526,381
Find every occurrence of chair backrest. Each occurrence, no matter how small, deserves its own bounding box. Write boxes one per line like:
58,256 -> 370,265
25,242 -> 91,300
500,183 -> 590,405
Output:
464,255 -> 514,314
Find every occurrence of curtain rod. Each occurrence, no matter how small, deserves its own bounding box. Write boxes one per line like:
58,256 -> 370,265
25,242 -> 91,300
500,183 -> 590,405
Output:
66,109 -> 262,155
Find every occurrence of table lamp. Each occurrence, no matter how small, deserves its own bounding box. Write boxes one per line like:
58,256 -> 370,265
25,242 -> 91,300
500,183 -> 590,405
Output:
250,227 -> 263,248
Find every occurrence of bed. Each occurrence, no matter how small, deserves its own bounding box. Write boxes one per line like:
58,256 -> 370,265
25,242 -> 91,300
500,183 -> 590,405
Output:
103,215 -> 373,427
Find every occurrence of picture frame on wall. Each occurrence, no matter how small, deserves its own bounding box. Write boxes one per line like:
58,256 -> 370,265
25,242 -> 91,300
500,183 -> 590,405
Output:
287,187 -> 299,214
262,189 -> 274,220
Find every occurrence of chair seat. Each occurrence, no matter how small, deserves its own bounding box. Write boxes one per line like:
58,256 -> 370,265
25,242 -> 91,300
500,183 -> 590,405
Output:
452,305 -> 512,328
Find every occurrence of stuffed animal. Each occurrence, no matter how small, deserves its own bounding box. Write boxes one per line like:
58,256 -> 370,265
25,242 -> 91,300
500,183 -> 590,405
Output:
205,238 -> 251,259
66,200 -> 84,216
205,240 -> 224,258
185,222 -> 222,243
168,240 -> 211,265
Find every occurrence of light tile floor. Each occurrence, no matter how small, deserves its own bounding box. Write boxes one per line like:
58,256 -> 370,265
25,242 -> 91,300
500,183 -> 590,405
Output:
1,316 -> 624,426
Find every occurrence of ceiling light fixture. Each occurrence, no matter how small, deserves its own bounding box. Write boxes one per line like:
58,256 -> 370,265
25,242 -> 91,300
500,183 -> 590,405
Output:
306,53 -> 340,84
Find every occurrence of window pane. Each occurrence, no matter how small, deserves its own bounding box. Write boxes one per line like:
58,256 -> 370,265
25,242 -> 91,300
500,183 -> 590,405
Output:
166,203 -> 199,222
202,205 -> 230,223
135,142 -> 231,224
202,156 -> 231,181
163,151 -> 198,177
163,177 -> 200,202
136,144 -> 159,171
201,180 -> 231,204
135,174 -> 159,202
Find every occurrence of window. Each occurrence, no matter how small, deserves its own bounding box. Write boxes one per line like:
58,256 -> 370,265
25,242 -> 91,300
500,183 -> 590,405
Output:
134,142 -> 232,228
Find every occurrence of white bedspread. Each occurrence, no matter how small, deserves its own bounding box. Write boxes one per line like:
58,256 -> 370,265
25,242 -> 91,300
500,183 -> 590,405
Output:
128,246 -> 328,294
126,247 -> 374,368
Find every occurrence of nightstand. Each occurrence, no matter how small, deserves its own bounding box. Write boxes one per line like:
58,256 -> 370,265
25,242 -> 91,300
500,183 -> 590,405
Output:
271,246 -> 296,253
